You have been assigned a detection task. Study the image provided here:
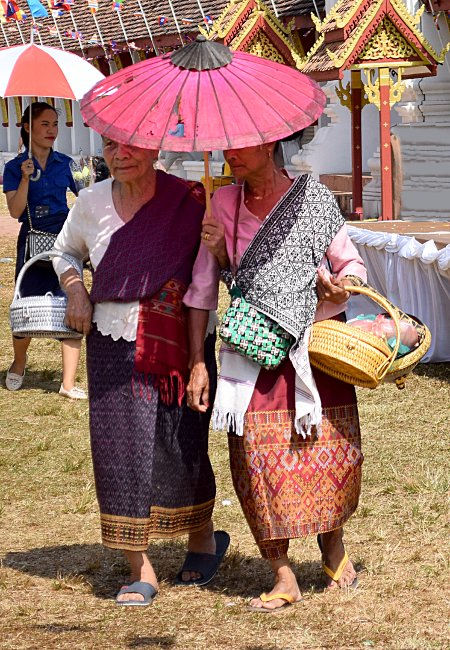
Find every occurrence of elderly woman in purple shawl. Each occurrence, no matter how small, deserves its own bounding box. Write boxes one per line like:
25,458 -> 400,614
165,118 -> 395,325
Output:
53,139 -> 229,606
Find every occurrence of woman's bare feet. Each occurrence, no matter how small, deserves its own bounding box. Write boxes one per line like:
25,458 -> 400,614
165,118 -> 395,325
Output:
116,550 -> 158,603
319,528 -> 357,589
181,519 -> 216,582
249,558 -> 302,612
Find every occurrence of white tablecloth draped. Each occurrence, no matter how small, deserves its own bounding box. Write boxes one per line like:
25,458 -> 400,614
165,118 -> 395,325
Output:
346,226 -> 450,363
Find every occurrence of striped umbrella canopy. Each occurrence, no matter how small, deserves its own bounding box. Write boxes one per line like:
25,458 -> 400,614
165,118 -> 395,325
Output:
0,43 -> 104,100
80,36 -> 326,152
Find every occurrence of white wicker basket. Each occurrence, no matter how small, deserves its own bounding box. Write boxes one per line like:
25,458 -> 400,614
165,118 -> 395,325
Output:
10,250 -> 83,339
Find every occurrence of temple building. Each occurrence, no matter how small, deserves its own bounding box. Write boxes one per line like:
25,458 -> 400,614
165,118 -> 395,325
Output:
1,0 -> 448,220
0,0 -> 323,159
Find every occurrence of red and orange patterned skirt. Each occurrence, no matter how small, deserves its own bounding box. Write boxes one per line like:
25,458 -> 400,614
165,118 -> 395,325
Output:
228,361 -> 363,560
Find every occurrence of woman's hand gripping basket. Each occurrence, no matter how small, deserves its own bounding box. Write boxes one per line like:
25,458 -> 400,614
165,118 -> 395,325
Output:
308,278 -> 431,389
10,251 -> 83,340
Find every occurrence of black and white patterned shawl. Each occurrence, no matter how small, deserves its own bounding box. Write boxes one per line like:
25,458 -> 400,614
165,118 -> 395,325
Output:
229,174 -> 345,344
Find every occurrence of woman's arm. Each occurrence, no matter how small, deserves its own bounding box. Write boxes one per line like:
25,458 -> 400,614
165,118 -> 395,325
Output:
201,214 -> 229,269
184,247 -> 220,413
186,308 -> 210,413
316,224 -> 367,305
60,268 -> 93,335
53,193 -> 92,334
5,159 -> 35,220
323,224 -> 367,283
53,194 -> 90,276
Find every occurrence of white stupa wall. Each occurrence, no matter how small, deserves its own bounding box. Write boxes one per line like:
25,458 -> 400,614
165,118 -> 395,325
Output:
391,12 -> 450,220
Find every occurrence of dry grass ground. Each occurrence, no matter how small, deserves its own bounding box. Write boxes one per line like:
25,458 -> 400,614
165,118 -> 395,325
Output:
0,207 -> 449,649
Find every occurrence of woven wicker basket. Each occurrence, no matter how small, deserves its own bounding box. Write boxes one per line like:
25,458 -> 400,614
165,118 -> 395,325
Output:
383,313 -> 431,389
10,251 -> 83,340
309,285 -> 401,389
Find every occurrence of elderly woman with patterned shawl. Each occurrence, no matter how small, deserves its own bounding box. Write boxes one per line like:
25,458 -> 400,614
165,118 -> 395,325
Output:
184,143 -> 366,612
53,139 -> 229,606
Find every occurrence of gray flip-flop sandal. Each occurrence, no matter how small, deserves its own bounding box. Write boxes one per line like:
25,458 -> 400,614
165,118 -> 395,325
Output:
174,530 -> 230,586
115,581 -> 158,606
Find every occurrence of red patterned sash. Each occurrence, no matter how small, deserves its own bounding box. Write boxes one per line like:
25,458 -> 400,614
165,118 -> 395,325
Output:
135,279 -> 188,406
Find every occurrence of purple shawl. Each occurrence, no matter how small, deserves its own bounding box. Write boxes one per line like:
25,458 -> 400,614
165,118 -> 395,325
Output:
90,170 -> 205,303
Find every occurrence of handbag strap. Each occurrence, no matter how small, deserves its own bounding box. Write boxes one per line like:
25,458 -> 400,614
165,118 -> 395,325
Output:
231,189 -> 241,274
25,203 -> 56,236
26,202 -> 33,231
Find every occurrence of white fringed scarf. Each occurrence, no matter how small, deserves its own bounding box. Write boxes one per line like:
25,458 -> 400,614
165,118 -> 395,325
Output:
212,175 -> 344,436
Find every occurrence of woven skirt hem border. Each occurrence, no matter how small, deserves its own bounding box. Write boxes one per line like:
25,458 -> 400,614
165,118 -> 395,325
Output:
100,499 -> 215,550
252,505 -> 359,546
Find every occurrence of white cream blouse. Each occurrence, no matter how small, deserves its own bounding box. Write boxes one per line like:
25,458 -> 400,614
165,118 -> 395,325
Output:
53,179 -> 216,341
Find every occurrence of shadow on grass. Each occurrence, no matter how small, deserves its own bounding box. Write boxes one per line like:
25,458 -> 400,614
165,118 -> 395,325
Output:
31,623 -> 94,633
2,540 -> 345,600
413,362 -> 449,382
127,636 -> 176,648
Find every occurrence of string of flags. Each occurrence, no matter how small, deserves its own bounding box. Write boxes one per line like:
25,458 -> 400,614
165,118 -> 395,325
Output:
1,0 -> 214,27
0,0 -> 216,58
1,0 -> 28,21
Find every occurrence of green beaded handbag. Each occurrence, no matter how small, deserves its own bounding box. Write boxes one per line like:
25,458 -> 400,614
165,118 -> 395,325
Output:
218,196 -> 294,369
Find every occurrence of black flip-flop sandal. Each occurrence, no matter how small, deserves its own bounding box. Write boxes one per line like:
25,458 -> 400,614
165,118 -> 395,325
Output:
174,530 -> 230,586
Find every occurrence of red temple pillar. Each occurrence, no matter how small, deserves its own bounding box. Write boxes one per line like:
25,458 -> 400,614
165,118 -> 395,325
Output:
351,70 -> 363,219
379,68 -> 393,220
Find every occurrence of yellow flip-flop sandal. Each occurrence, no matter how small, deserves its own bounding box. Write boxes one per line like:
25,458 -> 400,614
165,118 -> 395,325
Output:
247,592 -> 297,613
318,535 -> 359,589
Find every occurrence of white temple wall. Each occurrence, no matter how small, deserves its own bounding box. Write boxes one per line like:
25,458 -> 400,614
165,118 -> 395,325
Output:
392,13 -> 450,220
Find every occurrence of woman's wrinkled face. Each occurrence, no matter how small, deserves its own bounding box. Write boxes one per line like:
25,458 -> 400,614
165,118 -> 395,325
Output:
102,138 -> 157,182
224,144 -> 274,180
24,109 -> 58,148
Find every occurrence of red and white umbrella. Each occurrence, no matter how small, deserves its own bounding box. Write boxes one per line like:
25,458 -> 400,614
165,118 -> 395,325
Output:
0,43 -> 104,99
0,42 -> 104,180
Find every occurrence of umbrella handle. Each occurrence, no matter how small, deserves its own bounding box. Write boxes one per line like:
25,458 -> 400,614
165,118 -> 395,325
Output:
203,151 -> 211,218
27,97 -> 41,182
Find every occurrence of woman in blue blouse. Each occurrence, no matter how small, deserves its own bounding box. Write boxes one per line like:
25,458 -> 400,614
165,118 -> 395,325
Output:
3,102 -> 86,398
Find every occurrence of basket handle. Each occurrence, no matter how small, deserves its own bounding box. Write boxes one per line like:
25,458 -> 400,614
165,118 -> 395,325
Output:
13,251 -> 83,302
342,282 -> 401,381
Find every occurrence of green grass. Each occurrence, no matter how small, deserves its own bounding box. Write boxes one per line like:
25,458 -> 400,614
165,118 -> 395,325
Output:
0,230 -> 449,650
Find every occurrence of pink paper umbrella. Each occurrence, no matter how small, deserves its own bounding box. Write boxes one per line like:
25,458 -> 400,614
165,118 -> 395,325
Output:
0,42 -> 104,180
81,37 -> 325,153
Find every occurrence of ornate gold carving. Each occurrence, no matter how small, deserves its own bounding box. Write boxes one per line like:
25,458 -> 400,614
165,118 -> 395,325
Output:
363,69 -> 380,109
412,4 -> 425,26
360,18 -> 416,60
291,49 -> 306,69
1,98 -> 8,127
204,0 -> 304,62
389,67 -> 406,106
311,12 -> 322,32
326,47 -> 346,67
63,99 -> 73,127
301,0 -> 446,77
247,32 -> 285,63
362,67 -> 406,110
13,97 -> 21,127
298,33 -> 324,69
336,80 -> 352,109
391,0 -> 424,33
389,0 -> 446,62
